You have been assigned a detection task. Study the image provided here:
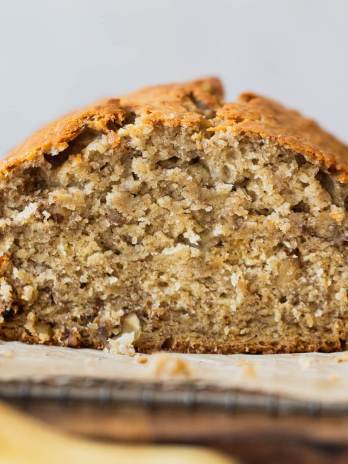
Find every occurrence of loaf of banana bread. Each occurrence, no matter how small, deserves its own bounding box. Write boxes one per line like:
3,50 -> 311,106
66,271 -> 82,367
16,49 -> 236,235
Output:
1,77 -> 348,353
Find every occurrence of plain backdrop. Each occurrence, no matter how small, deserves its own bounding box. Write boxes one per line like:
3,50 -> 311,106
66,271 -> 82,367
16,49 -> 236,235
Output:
0,0 -> 347,155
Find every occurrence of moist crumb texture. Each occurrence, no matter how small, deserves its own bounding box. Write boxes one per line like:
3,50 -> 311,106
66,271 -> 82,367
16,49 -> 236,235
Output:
1,77 -> 348,353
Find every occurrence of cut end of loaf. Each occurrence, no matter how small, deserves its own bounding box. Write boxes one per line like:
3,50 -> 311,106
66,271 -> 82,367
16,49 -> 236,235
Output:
1,78 -> 348,354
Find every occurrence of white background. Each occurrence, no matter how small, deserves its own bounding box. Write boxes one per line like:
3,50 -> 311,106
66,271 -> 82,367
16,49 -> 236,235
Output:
0,0 -> 347,155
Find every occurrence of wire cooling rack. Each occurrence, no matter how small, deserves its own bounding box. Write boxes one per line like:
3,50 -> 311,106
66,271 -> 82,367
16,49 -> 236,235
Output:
1,377 -> 347,416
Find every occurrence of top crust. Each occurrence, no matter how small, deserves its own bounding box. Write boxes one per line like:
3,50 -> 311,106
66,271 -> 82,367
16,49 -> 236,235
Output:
221,94 -> 348,181
2,77 -> 348,181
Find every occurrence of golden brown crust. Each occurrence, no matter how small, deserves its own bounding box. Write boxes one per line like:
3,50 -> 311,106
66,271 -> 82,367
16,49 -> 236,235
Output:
218,93 -> 348,181
2,99 -> 126,173
121,76 -> 223,122
1,77 -> 222,176
2,76 -> 348,182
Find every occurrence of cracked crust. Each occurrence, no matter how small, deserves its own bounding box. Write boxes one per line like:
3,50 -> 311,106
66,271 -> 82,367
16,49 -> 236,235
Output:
1,78 -> 222,174
2,76 -> 348,181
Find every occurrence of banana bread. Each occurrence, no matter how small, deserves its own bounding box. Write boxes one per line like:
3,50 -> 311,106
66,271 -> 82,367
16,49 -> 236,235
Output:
1,77 -> 348,353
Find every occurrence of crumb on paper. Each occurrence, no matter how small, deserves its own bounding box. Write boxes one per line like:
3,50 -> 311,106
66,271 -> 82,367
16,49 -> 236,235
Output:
105,313 -> 141,356
107,332 -> 136,356
316,373 -> 342,389
150,353 -> 192,379
136,355 -> 148,364
335,352 -> 348,363
236,359 -> 257,379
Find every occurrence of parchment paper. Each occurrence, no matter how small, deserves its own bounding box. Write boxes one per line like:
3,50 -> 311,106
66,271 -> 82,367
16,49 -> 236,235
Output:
1,341 -> 348,404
